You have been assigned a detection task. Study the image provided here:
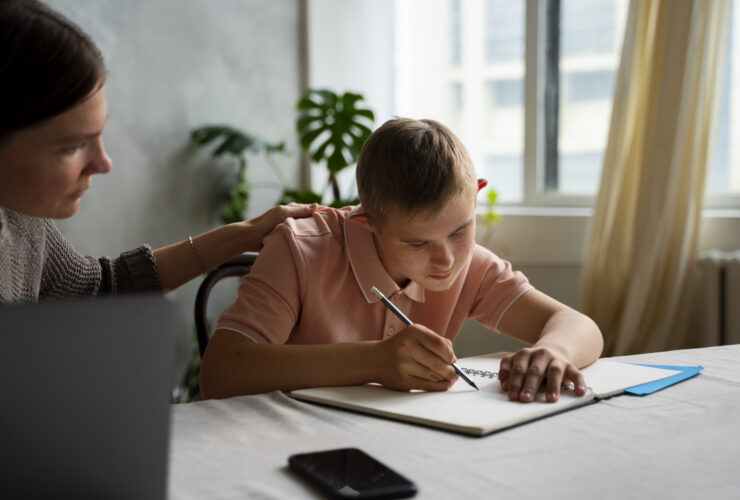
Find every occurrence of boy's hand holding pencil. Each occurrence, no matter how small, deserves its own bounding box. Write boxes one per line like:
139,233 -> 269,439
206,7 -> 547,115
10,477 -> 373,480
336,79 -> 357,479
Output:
373,324 -> 459,392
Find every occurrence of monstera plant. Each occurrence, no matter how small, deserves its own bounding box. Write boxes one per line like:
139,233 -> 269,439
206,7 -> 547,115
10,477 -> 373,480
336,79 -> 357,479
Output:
284,89 -> 375,207
192,89 -> 375,223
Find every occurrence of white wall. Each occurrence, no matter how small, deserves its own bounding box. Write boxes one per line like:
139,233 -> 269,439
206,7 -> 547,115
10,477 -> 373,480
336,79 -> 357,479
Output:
48,0 -> 302,381
306,0 -> 395,197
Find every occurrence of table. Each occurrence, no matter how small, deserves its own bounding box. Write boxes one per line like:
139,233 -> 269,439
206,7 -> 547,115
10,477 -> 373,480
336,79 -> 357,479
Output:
168,345 -> 740,499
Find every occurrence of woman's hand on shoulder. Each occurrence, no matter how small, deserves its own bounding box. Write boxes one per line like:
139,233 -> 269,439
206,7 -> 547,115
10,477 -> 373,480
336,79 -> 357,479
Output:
242,203 -> 319,251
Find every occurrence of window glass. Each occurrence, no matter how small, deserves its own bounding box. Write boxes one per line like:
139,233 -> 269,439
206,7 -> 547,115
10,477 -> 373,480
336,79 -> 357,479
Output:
484,0 -> 525,63
395,0 -> 526,203
485,155 -> 523,203
557,0 -> 627,195
707,0 -> 739,197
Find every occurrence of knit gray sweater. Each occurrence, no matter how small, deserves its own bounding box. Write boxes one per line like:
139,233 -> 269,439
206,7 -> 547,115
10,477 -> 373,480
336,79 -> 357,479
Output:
0,207 -> 161,303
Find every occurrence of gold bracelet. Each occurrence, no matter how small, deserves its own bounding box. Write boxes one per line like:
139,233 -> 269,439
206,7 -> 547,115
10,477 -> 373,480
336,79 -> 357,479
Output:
188,236 -> 209,276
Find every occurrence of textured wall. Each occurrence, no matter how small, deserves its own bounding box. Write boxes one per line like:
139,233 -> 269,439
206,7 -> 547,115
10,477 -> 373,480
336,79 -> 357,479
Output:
47,0 -> 302,381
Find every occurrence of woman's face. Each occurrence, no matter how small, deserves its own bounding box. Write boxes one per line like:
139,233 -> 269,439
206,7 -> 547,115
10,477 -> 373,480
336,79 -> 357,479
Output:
0,85 -> 112,219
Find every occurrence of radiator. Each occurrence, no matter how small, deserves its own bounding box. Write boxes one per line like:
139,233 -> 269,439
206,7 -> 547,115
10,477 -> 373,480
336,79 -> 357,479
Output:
693,250 -> 740,346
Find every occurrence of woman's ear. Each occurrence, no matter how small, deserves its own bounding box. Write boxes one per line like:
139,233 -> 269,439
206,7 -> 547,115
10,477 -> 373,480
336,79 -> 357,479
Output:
350,213 -> 377,233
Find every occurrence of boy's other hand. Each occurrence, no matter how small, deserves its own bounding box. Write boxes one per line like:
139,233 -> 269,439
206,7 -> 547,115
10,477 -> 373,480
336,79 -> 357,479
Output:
374,324 -> 458,392
498,347 -> 587,403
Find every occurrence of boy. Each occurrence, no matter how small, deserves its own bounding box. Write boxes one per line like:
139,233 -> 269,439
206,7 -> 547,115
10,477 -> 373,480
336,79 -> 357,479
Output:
200,118 -> 603,402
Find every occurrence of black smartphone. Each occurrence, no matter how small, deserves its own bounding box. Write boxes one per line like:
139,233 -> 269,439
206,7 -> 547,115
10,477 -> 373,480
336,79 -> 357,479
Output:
288,447 -> 418,499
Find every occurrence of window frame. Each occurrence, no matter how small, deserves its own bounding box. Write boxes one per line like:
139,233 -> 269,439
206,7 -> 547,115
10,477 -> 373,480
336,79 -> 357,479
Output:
520,0 -> 740,210
522,0 -> 610,208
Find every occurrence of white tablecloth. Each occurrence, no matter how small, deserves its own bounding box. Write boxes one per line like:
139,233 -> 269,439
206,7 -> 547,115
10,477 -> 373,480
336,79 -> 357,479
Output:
168,345 -> 740,499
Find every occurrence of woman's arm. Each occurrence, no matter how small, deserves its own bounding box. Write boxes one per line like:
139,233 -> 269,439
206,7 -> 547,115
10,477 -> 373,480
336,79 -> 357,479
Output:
153,203 -> 316,291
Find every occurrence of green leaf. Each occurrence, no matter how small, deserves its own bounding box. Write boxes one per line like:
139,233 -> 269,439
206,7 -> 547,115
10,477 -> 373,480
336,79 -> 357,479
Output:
312,138 -> 332,164
483,188 -> 502,227
214,133 -> 250,157
190,124 -> 288,224
296,115 -> 321,133
314,89 -> 338,108
353,109 -> 375,120
191,125 -> 284,159
295,88 -> 376,186
264,141 -> 286,154
329,197 -> 360,208
299,126 -> 327,151
279,189 -> 323,204
191,126 -> 225,145
327,147 -> 349,173
222,181 -> 250,224
297,96 -> 321,110
487,189 -> 499,204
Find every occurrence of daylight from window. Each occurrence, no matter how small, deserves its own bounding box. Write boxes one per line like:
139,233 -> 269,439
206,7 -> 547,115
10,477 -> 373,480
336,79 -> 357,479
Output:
708,0 -> 740,198
394,0 -> 737,205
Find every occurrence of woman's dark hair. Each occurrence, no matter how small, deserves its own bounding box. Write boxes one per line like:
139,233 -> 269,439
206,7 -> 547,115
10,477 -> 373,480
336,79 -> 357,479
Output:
0,0 -> 106,142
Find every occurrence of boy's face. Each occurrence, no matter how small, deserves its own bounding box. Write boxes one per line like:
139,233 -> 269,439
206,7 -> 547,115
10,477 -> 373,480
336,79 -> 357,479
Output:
358,192 -> 477,292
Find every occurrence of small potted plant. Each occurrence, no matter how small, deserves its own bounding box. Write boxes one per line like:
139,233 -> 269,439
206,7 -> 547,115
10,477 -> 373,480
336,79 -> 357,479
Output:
190,125 -> 288,224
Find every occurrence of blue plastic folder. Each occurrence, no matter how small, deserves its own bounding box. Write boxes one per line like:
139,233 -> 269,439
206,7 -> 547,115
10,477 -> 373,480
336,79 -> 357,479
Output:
624,364 -> 704,396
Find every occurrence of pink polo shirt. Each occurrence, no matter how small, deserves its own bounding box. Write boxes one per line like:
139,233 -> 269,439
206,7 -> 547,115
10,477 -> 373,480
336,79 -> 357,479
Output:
217,206 -> 532,345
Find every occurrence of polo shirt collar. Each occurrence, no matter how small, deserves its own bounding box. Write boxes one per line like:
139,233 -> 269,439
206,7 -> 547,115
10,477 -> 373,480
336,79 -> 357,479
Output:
344,206 -> 425,304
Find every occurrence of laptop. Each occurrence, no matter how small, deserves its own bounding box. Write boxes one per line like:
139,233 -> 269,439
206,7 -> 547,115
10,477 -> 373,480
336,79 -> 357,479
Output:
0,294 -> 179,499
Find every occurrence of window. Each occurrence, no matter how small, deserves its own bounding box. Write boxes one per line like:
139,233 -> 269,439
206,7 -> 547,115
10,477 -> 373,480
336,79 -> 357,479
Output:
395,0 -> 627,205
556,0 -> 627,196
307,0 -> 740,266
313,0 -> 737,209
707,0 -> 740,203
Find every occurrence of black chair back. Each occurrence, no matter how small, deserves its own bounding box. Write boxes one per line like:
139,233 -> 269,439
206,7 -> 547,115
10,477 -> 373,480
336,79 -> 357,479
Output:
194,252 -> 258,358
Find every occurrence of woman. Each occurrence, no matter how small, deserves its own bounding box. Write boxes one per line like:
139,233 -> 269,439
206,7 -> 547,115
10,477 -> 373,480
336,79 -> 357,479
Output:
0,0 -> 314,303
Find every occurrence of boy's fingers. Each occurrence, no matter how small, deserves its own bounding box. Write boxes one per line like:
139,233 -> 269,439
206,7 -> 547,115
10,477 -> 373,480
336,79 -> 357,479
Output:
409,344 -> 457,381
386,328 -> 456,382
566,366 -> 587,395
407,377 -> 456,392
520,350 -> 559,402
506,350 -> 532,400
544,360 -> 567,402
407,325 -> 456,364
498,357 -> 512,390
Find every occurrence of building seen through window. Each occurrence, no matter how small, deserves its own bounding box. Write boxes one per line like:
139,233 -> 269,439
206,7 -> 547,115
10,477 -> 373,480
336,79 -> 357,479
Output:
394,0 -> 738,205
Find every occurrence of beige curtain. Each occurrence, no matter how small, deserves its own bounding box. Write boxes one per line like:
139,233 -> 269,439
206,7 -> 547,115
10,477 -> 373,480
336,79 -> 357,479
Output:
580,0 -> 731,356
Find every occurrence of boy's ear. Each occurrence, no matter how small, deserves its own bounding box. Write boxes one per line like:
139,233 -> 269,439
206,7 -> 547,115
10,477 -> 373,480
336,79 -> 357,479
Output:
350,213 -> 377,233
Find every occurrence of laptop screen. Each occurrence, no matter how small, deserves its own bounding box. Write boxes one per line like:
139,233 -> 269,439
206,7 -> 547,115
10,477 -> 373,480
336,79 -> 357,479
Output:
0,295 -> 178,499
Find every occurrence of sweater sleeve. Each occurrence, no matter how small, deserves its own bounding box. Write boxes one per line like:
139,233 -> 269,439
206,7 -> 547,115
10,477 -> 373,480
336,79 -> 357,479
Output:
40,219 -> 161,299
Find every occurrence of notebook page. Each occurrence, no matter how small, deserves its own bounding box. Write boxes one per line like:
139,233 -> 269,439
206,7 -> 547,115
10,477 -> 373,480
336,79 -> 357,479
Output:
291,355 -> 684,435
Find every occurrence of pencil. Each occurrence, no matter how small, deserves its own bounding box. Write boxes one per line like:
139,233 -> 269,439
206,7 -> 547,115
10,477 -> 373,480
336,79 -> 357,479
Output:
370,286 -> 479,391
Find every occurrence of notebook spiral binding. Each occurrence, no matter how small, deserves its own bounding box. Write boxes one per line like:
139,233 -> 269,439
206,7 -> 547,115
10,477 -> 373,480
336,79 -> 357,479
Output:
460,366 -> 591,392
460,367 -> 499,379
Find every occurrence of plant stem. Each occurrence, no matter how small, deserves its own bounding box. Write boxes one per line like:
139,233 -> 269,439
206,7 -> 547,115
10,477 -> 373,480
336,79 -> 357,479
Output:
238,156 -> 247,182
329,173 -> 341,202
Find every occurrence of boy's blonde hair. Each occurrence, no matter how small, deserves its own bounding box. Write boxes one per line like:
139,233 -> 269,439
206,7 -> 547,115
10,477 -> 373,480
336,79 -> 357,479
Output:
356,118 -> 476,226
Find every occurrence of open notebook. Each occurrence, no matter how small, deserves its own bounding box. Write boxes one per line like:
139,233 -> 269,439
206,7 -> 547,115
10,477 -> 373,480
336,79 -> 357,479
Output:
289,354 -> 684,437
